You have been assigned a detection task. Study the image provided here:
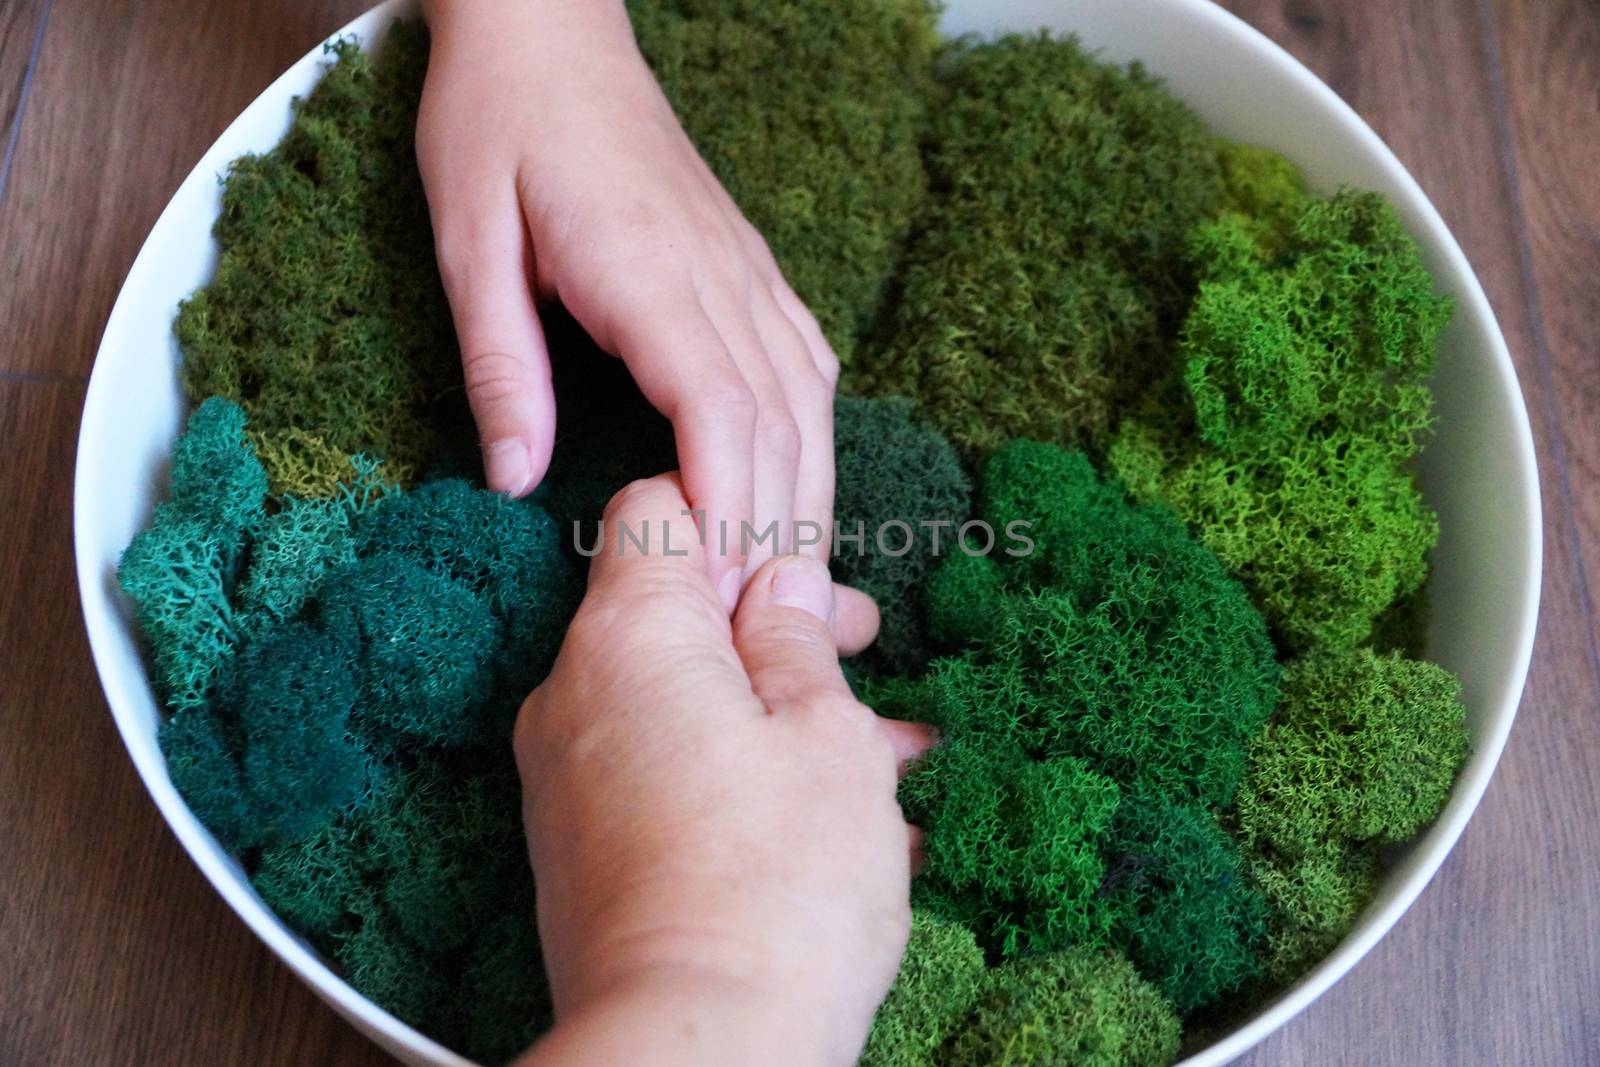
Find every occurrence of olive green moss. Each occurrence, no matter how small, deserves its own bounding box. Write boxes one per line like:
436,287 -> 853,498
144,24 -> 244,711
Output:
175,24 -> 460,494
860,911 -> 987,1067
630,0 -> 938,361
942,947 -> 1181,1067
1111,186 -> 1450,652
833,395 -> 973,676
854,33 -> 1224,452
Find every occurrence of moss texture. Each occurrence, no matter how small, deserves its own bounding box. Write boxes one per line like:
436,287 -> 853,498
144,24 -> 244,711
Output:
854,33 -> 1224,452
174,24 -> 459,494
860,911 -> 987,1067
1110,186 -> 1450,653
630,0 -> 939,362
832,395 -> 973,676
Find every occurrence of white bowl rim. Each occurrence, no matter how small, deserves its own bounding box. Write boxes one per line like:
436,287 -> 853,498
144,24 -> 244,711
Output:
72,0 -> 1542,1064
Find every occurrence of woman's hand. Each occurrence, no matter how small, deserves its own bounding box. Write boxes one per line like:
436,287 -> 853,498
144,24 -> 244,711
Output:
418,0 -> 839,610
512,475 -> 935,1067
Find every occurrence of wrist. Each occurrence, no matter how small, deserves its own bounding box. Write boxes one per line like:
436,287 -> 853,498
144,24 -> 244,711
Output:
518,963 -> 833,1067
422,0 -> 634,48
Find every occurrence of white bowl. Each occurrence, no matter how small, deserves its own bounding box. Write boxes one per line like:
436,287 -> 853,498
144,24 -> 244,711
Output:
74,0 -> 1541,1063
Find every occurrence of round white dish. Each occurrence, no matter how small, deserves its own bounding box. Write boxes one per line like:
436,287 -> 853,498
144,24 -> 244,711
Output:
74,1 -> 1542,1063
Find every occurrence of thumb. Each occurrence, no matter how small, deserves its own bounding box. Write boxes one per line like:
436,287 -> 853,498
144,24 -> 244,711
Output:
431,195 -> 557,497
733,555 -> 852,708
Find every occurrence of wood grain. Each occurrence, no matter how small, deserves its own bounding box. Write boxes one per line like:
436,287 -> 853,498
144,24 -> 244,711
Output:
0,0 -> 1595,1064
0,0 -> 47,196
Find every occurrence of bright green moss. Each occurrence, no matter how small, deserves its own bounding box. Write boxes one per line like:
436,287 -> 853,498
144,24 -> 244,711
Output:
320,554 -> 500,747
630,0 -> 937,361
926,442 -> 1281,807
856,33 -> 1224,452
942,946 -> 1181,1067
900,730 -> 1121,957
1215,142 -> 1308,251
832,395 -> 973,675
1102,788 -> 1266,1014
861,911 -> 987,1067
175,24 -> 461,493
1111,188 -> 1449,652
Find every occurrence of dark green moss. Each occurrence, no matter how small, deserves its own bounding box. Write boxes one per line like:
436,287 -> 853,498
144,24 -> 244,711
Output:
832,395 -> 973,675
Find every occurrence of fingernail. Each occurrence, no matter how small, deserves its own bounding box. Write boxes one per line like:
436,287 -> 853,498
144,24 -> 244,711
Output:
770,555 -> 833,622
718,569 -> 742,615
484,439 -> 532,496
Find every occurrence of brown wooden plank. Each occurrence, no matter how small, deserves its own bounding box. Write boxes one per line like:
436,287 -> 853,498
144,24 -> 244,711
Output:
0,0 -> 47,180
1214,1 -> 1600,1064
0,0 -> 375,380
1494,0 -> 1600,681
0,380 -> 394,1066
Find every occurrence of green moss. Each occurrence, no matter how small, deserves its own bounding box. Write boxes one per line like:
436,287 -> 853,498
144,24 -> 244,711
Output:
1246,846 -> 1376,984
856,33 -> 1224,452
942,946 -> 1181,1067
631,0 -> 938,360
461,907 -> 554,1065
1237,649 -> 1468,859
1102,789 -> 1266,1014
900,730 -> 1121,957
236,496 -> 358,632
252,811 -> 372,946
160,707 -> 259,852
832,395 -> 973,675
927,442 -> 1281,807
861,911 -> 987,1067
175,24 -> 461,493
1111,188 -> 1449,652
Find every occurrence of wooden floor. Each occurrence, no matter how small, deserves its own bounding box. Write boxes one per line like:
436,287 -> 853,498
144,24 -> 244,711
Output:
1,0 -> 1596,1063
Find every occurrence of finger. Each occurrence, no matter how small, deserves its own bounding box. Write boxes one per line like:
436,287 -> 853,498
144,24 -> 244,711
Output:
600,291 -> 756,612
879,718 -> 940,774
585,472 -> 712,598
732,555 -> 854,708
833,584 -> 880,657
430,188 -> 556,497
752,286 -> 835,563
700,289 -> 799,572
769,277 -> 841,387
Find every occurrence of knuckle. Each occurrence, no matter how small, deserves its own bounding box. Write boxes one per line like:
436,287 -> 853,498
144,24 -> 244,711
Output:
756,409 -> 802,463
700,371 -> 759,429
462,349 -> 529,408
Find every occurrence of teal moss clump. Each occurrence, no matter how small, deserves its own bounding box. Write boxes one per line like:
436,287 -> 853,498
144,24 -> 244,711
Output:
855,33 -> 1225,452
1234,649 -> 1468,980
1111,183 -> 1451,653
174,23 -> 462,493
118,398 -> 268,711
630,0 -> 939,362
832,395 -> 973,676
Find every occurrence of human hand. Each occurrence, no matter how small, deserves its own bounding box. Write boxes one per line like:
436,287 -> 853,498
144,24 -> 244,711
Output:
511,475 -> 935,1067
418,0 -> 839,610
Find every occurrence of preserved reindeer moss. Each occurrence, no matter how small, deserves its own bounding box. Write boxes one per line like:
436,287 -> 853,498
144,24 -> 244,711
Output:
860,910 -> 986,1067
855,33 -> 1224,452
1101,788 -> 1266,1014
924,442 -> 1281,807
119,398 -> 268,711
175,24 -> 459,493
159,707 -> 259,852
832,395 -> 973,676
630,0 -> 938,361
942,946 -> 1181,1067
1111,187 -> 1450,652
